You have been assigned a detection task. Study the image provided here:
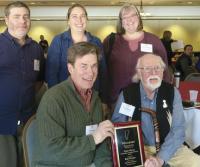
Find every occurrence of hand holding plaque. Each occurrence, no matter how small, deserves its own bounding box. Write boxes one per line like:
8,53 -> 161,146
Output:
92,120 -> 114,144
112,121 -> 145,167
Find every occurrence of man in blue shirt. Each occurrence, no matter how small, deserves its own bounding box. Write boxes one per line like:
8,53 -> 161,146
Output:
0,2 -> 44,167
112,53 -> 200,167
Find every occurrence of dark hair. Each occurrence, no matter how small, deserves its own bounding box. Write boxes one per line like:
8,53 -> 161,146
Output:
117,3 -> 143,34
163,30 -> 172,40
67,3 -> 88,20
4,1 -> 30,17
67,42 -> 100,65
184,44 -> 193,51
163,30 -> 172,36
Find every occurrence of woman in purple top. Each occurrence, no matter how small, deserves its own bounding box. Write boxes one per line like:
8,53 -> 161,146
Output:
103,3 -> 171,105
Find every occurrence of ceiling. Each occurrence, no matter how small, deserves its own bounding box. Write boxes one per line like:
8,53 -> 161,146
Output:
0,0 -> 200,6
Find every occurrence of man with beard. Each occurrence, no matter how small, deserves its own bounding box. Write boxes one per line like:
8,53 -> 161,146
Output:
0,1 -> 44,167
112,54 -> 200,167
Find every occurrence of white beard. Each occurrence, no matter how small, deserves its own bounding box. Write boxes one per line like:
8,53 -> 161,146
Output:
145,75 -> 162,91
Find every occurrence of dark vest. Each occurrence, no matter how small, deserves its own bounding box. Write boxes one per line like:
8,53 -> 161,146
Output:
123,82 -> 174,144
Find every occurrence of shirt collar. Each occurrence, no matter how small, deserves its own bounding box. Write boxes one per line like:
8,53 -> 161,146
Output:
75,84 -> 92,98
3,29 -> 32,45
70,77 -> 93,111
70,77 -> 93,98
140,82 -> 158,100
64,29 -> 92,42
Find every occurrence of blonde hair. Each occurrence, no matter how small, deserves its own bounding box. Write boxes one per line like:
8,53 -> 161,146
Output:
117,3 -> 143,34
67,3 -> 88,20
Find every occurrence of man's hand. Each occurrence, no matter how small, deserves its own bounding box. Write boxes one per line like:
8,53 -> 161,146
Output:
144,156 -> 164,167
92,120 -> 114,145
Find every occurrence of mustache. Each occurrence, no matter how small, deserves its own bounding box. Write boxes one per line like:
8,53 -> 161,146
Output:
147,75 -> 161,82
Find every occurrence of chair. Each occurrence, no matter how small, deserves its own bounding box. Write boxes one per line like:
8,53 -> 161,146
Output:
22,114 -> 36,167
35,83 -> 47,107
179,81 -> 200,102
184,73 -> 200,82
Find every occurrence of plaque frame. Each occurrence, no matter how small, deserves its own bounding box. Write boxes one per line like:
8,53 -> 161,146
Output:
112,121 -> 145,167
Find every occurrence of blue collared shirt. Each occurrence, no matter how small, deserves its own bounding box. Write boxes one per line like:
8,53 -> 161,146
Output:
112,83 -> 185,162
0,30 -> 45,134
46,30 -> 107,101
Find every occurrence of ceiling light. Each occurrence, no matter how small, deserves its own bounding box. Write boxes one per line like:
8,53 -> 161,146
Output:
140,0 -> 151,16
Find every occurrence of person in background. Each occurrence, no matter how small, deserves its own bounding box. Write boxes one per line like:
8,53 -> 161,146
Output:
161,30 -> 176,65
112,53 -> 200,167
195,56 -> 200,72
32,42 -> 114,167
103,3 -> 170,109
175,44 -> 197,80
0,1 -> 45,167
46,3 -> 107,102
39,34 -> 49,54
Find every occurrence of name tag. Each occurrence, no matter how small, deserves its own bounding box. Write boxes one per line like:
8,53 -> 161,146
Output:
119,102 -> 135,118
140,43 -> 153,53
86,124 -> 98,135
34,59 -> 40,71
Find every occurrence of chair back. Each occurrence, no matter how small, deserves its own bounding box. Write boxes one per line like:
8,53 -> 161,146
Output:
179,81 -> 200,102
22,114 -> 36,167
184,73 -> 200,82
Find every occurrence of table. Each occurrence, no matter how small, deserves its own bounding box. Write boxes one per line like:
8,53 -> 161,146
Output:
179,81 -> 200,102
184,108 -> 200,149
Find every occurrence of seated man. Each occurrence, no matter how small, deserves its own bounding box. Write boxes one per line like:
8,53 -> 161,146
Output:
175,44 -> 196,80
32,42 -> 114,167
112,53 -> 200,167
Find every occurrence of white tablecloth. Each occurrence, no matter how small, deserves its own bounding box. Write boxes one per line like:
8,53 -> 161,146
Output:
184,108 -> 200,149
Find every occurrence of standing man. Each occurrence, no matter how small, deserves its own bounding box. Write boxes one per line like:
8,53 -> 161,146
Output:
32,42 -> 113,167
39,34 -> 49,55
161,30 -> 176,65
0,1 -> 44,167
112,54 -> 200,167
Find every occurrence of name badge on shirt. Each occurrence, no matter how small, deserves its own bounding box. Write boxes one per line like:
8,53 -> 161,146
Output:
86,124 -> 98,135
119,102 -> 135,118
34,59 -> 40,71
140,43 -> 153,53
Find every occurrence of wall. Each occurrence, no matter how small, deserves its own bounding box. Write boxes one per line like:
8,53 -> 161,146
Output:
1,6 -> 200,50
1,19 -> 200,51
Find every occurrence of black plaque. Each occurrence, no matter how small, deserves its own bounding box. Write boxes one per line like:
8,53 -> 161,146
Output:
112,121 -> 145,167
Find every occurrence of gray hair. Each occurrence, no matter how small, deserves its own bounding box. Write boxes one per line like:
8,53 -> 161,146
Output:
132,54 -> 166,82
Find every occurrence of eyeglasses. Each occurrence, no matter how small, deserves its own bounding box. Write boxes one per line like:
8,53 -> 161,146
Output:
137,66 -> 164,73
121,13 -> 137,21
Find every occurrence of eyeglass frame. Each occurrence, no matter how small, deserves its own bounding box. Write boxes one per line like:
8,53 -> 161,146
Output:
137,66 -> 165,74
120,13 -> 138,21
